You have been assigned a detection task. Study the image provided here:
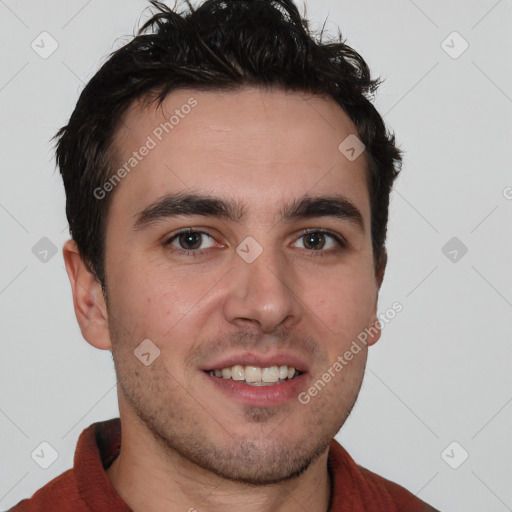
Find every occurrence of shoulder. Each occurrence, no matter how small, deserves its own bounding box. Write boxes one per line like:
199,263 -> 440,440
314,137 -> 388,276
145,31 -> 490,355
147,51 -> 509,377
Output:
358,465 -> 441,511
328,439 -> 441,511
8,469 -> 85,512
8,419 -> 120,512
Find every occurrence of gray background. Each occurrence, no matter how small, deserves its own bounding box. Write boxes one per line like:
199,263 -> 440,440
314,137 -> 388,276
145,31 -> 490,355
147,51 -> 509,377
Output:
1,1 -> 511,510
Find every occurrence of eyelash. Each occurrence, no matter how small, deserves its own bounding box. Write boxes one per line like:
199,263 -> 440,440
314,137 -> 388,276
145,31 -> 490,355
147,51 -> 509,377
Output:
163,228 -> 347,258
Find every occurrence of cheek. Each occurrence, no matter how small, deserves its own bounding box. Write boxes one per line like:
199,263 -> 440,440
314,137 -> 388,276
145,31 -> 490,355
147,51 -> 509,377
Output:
108,258 -> 221,340
304,269 -> 377,340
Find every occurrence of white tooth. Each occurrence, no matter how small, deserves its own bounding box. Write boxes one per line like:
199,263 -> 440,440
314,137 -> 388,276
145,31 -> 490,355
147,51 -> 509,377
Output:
287,367 -> 296,379
214,369 -> 222,377
231,365 -> 245,381
262,366 -> 279,383
244,366 -> 262,383
278,365 -> 288,379
221,367 -> 232,379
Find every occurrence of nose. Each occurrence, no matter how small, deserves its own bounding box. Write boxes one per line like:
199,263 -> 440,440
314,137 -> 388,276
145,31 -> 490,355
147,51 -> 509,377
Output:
222,243 -> 302,333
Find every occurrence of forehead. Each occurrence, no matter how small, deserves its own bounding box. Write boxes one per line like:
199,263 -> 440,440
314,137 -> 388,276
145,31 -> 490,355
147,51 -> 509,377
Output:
109,87 -> 370,225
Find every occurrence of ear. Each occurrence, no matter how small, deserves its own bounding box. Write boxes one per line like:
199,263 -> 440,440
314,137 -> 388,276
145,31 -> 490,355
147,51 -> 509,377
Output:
63,239 -> 112,350
367,249 -> 388,347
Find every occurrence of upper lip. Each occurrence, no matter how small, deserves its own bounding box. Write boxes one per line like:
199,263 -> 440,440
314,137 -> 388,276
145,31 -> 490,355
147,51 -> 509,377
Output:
201,351 -> 310,373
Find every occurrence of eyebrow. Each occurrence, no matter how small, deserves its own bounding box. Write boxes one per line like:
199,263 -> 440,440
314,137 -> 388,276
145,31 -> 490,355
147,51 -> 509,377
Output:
133,192 -> 365,232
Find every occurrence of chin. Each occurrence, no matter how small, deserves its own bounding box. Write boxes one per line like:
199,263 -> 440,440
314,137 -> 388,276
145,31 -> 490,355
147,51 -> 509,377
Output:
172,432 -> 333,486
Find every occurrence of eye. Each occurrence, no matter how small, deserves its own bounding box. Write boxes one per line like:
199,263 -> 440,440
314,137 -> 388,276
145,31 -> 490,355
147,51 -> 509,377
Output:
163,228 -> 346,258
164,229 -> 217,256
292,229 -> 346,255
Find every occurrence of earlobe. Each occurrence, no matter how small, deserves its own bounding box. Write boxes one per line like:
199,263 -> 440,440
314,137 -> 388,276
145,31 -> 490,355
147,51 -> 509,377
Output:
62,239 -> 112,350
366,313 -> 382,347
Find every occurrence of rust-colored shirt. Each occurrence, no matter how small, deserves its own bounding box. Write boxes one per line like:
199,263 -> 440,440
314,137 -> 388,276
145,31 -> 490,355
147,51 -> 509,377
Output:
9,418 -> 440,511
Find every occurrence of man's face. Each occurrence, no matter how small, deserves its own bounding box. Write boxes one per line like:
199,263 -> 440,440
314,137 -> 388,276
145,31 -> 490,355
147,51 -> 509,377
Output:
102,87 -> 381,484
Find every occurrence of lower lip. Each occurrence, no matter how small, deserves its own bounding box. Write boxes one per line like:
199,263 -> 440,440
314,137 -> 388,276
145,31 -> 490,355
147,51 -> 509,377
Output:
203,371 -> 308,406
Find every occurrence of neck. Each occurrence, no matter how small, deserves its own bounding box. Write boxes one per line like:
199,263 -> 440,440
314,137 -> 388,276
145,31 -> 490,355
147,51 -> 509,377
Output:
105,418 -> 332,512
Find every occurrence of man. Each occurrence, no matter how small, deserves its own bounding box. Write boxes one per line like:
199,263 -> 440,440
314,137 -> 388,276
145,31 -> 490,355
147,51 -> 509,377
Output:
10,0 -> 441,510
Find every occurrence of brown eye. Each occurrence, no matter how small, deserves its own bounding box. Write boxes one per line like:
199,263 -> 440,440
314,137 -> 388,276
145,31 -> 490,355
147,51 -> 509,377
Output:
165,230 -> 216,254
176,231 -> 203,250
293,230 -> 345,254
302,232 -> 326,250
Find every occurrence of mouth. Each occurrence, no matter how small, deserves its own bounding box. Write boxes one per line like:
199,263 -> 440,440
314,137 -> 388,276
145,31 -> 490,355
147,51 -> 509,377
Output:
202,363 -> 308,407
204,365 -> 304,387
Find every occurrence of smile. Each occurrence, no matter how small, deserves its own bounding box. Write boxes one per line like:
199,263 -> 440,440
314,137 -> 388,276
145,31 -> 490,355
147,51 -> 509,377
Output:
205,365 -> 302,386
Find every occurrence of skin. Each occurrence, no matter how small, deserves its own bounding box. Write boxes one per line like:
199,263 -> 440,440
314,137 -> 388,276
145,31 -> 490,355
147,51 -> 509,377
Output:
63,87 -> 385,512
